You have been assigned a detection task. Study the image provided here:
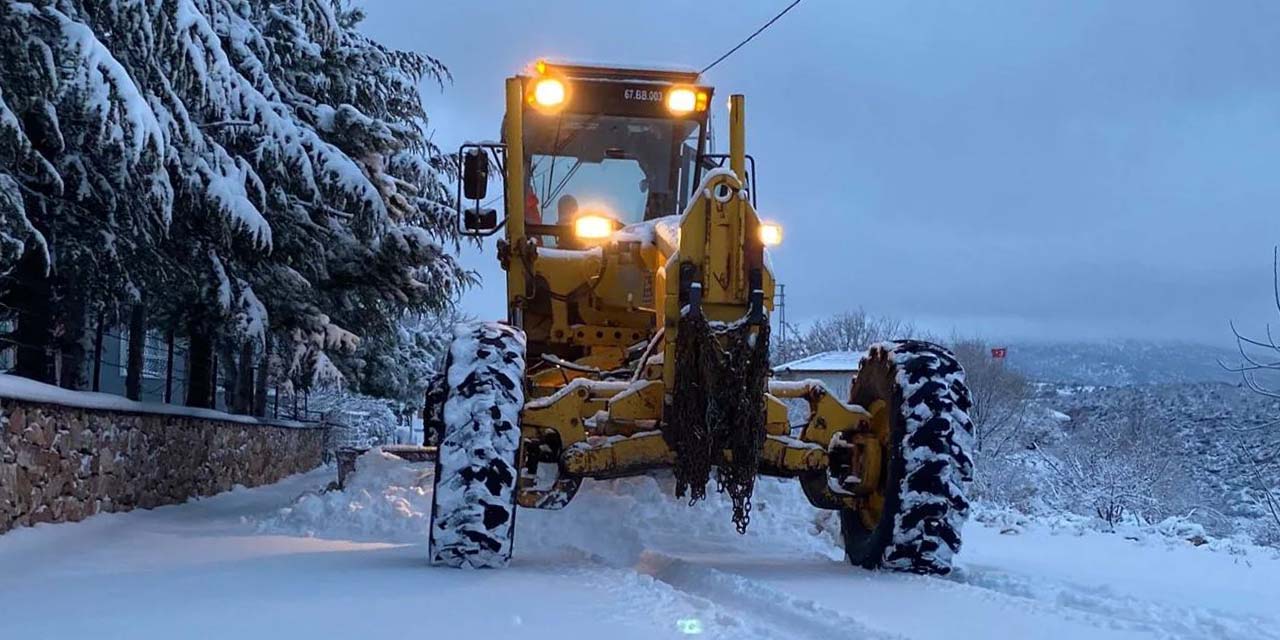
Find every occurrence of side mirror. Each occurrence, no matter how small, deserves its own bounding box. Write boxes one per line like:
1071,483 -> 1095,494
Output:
456,142 -> 506,237
464,208 -> 498,232
462,149 -> 489,200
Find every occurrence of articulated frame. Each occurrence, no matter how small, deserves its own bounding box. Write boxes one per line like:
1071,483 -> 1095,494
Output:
516,376 -> 888,514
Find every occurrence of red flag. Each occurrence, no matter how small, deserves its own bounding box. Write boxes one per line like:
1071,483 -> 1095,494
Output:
991,347 -> 1007,359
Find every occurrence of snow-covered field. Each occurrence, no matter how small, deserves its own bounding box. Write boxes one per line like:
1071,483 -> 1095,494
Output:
2,452 -> 1277,640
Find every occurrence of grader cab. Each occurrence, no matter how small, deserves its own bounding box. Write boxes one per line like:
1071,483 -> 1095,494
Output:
427,61 -> 975,575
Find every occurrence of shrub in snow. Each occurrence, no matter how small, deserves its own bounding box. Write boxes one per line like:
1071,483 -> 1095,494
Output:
967,381 -> 1280,548
351,311 -> 461,414
952,338 -> 1034,457
308,391 -> 401,450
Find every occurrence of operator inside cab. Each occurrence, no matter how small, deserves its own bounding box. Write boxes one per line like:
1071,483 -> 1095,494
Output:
556,194 -> 579,224
524,181 -> 542,226
552,194 -> 586,248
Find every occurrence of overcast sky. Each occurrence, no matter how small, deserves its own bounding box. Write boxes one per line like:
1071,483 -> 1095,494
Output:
357,0 -> 1280,346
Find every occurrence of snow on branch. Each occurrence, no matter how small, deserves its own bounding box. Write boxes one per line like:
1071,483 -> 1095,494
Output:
196,147 -> 273,249
234,280 -> 268,345
44,4 -> 165,163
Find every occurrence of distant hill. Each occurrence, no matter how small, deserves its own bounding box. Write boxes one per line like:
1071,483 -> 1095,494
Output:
1003,341 -> 1252,386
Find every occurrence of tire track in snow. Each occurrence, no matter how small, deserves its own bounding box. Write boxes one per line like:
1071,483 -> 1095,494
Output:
642,553 -> 1149,640
631,552 -> 908,640
950,565 -> 1280,640
543,557 -> 759,639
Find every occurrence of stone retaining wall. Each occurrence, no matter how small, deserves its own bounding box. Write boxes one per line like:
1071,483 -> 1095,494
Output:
0,398 -> 327,534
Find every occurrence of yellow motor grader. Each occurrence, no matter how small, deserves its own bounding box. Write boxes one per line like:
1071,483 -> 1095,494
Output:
427,61 -> 974,574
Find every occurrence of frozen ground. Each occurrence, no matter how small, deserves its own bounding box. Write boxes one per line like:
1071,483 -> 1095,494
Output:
1,451 -> 1277,640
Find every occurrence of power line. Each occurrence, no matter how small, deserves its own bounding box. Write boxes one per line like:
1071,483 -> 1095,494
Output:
700,0 -> 803,75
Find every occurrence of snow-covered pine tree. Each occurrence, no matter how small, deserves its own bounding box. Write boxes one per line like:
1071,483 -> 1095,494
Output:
0,1 -> 171,385
202,0 -> 471,398
355,311 -> 460,413
1,0 -> 467,408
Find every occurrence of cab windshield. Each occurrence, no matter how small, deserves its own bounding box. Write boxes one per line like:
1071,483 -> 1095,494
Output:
524,113 -> 703,227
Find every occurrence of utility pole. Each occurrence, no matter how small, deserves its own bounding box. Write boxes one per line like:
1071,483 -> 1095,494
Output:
91,312 -> 104,392
777,283 -> 786,347
163,327 -> 174,404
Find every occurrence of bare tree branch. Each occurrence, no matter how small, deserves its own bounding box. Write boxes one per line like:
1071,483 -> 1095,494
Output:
1235,438 -> 1280,537
1225,248 -> 1280,398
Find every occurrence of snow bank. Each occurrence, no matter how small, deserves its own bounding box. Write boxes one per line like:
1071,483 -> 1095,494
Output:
258,450 -> 433,543
259,448 -> 1278,579
259,449 -> 843,563
519,474 -> 844,566
969,502 -> 1269,558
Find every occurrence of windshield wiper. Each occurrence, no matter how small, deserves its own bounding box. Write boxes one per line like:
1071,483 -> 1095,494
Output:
547,158 -> 583,206
542,114 -> 565,205
538,111 -> 609,202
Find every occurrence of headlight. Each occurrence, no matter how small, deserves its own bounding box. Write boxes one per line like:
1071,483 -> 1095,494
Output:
574,214 -> 614,239
666,88 -> 697,114
759,222 -> 783,246
533,78 -> 566,108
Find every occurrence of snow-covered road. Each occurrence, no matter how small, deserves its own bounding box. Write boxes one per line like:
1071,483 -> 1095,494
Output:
1,456 -> 1277,640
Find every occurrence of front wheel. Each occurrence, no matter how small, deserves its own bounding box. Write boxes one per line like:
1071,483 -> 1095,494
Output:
841,341 -> 975,575
428,321 -> 527,568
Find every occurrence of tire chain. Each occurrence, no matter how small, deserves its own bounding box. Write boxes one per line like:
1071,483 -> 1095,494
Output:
666,311 -> 771,534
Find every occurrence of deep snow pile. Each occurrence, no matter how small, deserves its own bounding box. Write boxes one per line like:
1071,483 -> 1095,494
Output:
516,471 -> 845,566
259,449 -> 844,564
260,447 -> 1277,571
259,451 -> 434,542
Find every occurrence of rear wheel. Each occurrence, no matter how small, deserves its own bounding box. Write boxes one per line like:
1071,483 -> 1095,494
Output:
841,341 -> 974,575
428,322 -> 527,568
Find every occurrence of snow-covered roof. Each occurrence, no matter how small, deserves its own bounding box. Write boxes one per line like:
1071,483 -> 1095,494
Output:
0,374 -> 317,429
773,350 -> 862,373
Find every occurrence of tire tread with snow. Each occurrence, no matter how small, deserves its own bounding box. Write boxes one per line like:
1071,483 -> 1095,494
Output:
428,321 -> 527,568
841,340 -> 975,575
422,369 -> 448,446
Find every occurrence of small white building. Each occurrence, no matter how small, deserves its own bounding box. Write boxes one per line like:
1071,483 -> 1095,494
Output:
772,350 -> 862,397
